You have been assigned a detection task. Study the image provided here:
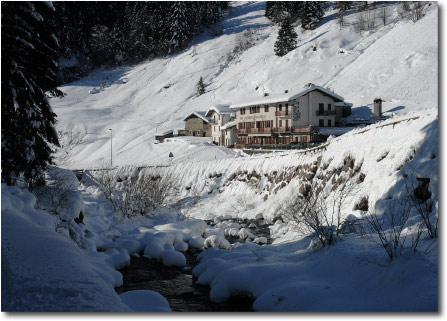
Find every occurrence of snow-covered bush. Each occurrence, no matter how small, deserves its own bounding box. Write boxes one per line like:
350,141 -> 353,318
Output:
33,166 -> 95,250
281,172 -> 358,247
358,199 -> 412,262
226,28 -> 261,63
94,167 -> 177,219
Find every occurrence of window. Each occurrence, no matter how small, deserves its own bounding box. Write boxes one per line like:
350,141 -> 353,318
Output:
319,103 -> 324,112
328,119 -> 332,127
279,120 -> 282,127
241,108 -> 245,115
285,119 -> 289,129
319,119 -> 324,127
196,130 -> 201,136
279,104 -> 282,111
265,105 -> 269,112
328,103 -> 332,110
285,105 -> 288,115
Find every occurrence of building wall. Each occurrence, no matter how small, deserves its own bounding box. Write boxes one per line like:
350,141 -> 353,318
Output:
224,127 -> 237,147
234,89 -> 342,146
185,117 -> 211,137
210,111 -> 235,145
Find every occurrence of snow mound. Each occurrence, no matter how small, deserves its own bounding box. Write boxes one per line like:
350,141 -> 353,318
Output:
119,290 -> 172,312
161,250 -> 186,267
204,235 -> 231,249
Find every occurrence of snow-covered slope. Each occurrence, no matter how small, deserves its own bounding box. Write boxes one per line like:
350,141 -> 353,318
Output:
50,1 -> 438,169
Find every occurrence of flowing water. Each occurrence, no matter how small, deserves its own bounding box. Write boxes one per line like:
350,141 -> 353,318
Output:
116,219 -> 271,312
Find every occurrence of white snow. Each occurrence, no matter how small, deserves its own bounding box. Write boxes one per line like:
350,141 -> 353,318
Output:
2,1 -> 439,313
119,290 -> 172,312
161,250 -> 186,267
49,2 -> 437,170
230,83 -> 346,109
204,235 -> 231,249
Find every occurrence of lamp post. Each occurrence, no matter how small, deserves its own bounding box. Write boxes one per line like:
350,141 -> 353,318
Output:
109,129 -> 112,168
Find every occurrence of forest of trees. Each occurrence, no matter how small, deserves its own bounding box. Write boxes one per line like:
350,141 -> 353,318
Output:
1,1 -> 228,187
52,1 -> 229,82
265,1 -> 325,29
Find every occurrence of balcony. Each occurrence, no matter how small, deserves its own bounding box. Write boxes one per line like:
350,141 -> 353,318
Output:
291,126 -> 319,133
236,128 -> 273,134
316,110 -> 336,116
275,111 -> 290,117
272,127 -> 292,133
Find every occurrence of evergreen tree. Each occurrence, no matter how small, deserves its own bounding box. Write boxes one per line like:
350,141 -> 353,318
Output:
265,1 -> 303,24
274,18 -> 297,57
166,2 -> 194,53
197,77 -> 206,96
1,1 -> 64,187
301,2 -> 325,30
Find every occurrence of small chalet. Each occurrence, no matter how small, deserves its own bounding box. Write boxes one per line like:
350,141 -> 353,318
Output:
230,83 -> 352,148
154,129 -> 174,143
205,104 -> 236,147
183,112 -> 212,137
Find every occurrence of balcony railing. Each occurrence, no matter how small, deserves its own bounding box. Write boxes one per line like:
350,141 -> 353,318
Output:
291,126 -> 320,133
236,128 -> 273,134
316,110 -> 336,116
275,111 -> 290,117
272,127 -> 292,133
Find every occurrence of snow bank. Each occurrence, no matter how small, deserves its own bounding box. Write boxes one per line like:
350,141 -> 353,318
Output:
1,184 -> 130,311
193,240 -> 437,311
119,290 -> 172,312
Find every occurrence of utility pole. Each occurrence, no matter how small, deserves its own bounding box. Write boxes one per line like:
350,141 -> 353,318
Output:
109,129 -> 112,167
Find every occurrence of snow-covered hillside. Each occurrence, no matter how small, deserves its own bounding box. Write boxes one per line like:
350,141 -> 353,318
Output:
50,1 -> 438,169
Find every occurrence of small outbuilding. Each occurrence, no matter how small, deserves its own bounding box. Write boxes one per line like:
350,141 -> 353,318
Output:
154,129 -> 174,143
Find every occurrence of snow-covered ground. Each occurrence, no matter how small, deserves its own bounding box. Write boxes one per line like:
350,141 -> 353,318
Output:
50,1 -> 438,170
2,1 -> 439,313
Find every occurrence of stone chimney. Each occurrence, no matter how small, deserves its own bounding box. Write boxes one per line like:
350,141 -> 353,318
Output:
373,97 -> 382,116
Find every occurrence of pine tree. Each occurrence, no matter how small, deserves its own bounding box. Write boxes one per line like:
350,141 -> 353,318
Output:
334,1 -> 352,28
197,77 -> 206,96
274,18 -> 297,57
166,2 -> 193,53
301,2 -> 325,30
1,2 -> 64,187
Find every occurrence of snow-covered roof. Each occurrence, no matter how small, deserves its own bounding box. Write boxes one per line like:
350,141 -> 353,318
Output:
221,120 -> 237,130
205,104 -> 235,117
335,102 -> 353,107
183,111 -> 211,123
230,84 -> 345,109
154,129 -> 174,136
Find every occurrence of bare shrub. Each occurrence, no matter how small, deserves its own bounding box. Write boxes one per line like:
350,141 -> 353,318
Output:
405,177 -> 438,239
226,28 -> 260,63
231,194 -> 252,215
411,1 -> 428,22
378,7 -> 388,26
398,1 -> 411,19
95,164 -> 117,210
358,199 -> 412,261
355,13 -> 367,35
281,172 -> 358,247
34,166 -> 79,216
113,169 -> 177,218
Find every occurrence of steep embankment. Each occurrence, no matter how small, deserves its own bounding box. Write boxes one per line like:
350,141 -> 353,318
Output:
121,111 -> 437,240
50,2 -> 438,169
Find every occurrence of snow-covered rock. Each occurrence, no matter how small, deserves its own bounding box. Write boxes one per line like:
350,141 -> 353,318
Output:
204,235 -> 231,249
161,250 -> 186,267
120,290 -> 171,312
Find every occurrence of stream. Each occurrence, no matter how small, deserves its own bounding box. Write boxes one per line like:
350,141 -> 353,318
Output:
115,218 -> 271,312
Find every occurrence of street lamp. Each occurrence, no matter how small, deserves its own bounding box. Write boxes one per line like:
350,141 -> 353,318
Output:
109,129 -> 112,167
